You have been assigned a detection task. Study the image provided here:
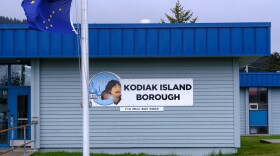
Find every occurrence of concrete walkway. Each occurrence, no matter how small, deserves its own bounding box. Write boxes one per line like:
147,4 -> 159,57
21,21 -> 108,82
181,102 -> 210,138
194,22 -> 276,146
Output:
0,148 -> 35,156
261,139 -> 280,144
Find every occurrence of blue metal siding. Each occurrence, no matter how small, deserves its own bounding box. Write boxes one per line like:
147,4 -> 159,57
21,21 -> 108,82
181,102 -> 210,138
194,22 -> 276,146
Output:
240,73 -> 280,87
159,29 -> 170,56
256,28 -> 268,55
243,28 -> 255,54
219,28 -> 231,56
207,28 -> 218,55
147,29 -> 158,56
27,30 -> 38,56
14,30 -> 25,56
195,28 -> 207,55
2,30 -> 14,56
123,29 -> 134,56
0,30 -> 1,56
38,32 -> 50,56
89,29 -> 98,56
171,29 -> 182,55
183,29 -> 195,55
111,29 -> 122,55
0,23 -> 271,58
231,28 -> 243,55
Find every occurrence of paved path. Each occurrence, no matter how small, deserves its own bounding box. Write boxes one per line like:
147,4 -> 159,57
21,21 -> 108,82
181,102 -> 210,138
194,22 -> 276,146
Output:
261,139 -> 280,144
0,148 -> 35,156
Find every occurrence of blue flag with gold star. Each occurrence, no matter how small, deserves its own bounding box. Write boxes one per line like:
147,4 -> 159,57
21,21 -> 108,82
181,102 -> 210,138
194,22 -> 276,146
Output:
22,0 -> 76,34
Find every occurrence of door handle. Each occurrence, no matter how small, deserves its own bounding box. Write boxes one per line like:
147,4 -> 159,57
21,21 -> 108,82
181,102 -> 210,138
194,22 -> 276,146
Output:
18,118 -> 28,121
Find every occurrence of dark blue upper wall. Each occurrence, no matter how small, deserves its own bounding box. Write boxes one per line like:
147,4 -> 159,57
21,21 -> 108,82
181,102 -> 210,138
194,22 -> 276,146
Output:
240,72 -> 280,87
0,23 -> 271,58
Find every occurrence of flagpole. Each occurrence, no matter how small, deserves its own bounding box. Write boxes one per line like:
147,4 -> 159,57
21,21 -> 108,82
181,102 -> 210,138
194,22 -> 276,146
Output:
81,0 -> 90,155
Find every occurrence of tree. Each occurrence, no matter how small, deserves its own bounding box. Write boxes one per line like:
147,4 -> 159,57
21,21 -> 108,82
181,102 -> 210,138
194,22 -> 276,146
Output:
240,52 -> 280,72
0,16 -> 26,24
264,52 -> 280,72
161,0 -> 198,23
239,57 -> 267,72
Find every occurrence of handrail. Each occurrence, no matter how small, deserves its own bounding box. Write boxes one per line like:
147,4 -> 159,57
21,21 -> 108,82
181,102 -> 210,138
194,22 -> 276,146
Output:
0,140 -> 34,155
0,122 -> 38,156
0,123 -> 34,133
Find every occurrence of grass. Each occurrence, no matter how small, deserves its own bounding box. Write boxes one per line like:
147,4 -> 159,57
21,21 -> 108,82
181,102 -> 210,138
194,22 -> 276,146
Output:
32,152 -> 151,156
213,135 -> 280,156
32,136 -> 280,156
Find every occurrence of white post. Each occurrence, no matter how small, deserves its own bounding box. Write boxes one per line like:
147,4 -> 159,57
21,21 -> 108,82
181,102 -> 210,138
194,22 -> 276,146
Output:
81,0 -> 90,155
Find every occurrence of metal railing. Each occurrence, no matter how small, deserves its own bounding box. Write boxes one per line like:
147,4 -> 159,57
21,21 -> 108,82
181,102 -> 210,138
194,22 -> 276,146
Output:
0,122 -> 37,156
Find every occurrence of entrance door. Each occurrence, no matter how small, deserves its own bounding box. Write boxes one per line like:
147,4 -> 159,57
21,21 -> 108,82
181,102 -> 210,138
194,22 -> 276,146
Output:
0,64 -> 31,147
249,87 -> 268,134
8,87 -> 31,143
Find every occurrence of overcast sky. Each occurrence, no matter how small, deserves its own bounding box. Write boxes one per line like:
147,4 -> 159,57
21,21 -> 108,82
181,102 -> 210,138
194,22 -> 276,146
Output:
0,0 -> 279,52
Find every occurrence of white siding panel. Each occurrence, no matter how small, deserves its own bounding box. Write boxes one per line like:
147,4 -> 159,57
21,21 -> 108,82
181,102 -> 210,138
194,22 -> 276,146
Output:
271,88 -> 280,134
40,58 -> 235,148
240,88 -> 246,135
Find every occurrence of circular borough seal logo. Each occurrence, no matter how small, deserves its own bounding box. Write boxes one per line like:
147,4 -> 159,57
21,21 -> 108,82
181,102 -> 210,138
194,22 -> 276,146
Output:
89,72 -> 122,106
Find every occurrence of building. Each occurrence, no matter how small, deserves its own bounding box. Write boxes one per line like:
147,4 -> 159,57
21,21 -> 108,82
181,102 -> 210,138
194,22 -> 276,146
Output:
0,23 -> 271,155
240,72 -> 280,135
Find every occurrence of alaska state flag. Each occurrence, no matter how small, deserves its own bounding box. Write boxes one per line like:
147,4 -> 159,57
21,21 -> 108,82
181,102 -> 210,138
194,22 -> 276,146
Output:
22,0 -> 76,34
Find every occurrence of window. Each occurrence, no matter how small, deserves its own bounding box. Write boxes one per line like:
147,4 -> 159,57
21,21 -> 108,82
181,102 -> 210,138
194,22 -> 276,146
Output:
249,87 -> 258,103
259,88 -> 268,110
0,64 -> 31,86
17,95 -> 29,139
249,87 -> 268,110
0,65 -> 8,86
11,65 -> 31,86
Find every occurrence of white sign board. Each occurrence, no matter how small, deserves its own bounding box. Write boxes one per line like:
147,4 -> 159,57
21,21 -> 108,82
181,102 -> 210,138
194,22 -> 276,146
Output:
89,72 -> 193,107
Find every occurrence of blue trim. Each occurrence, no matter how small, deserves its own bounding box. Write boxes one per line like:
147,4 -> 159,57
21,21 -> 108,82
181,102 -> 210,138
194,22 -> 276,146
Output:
249,110 -> 268,126
240,72 -> 280,87
0,23 -> 271,58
